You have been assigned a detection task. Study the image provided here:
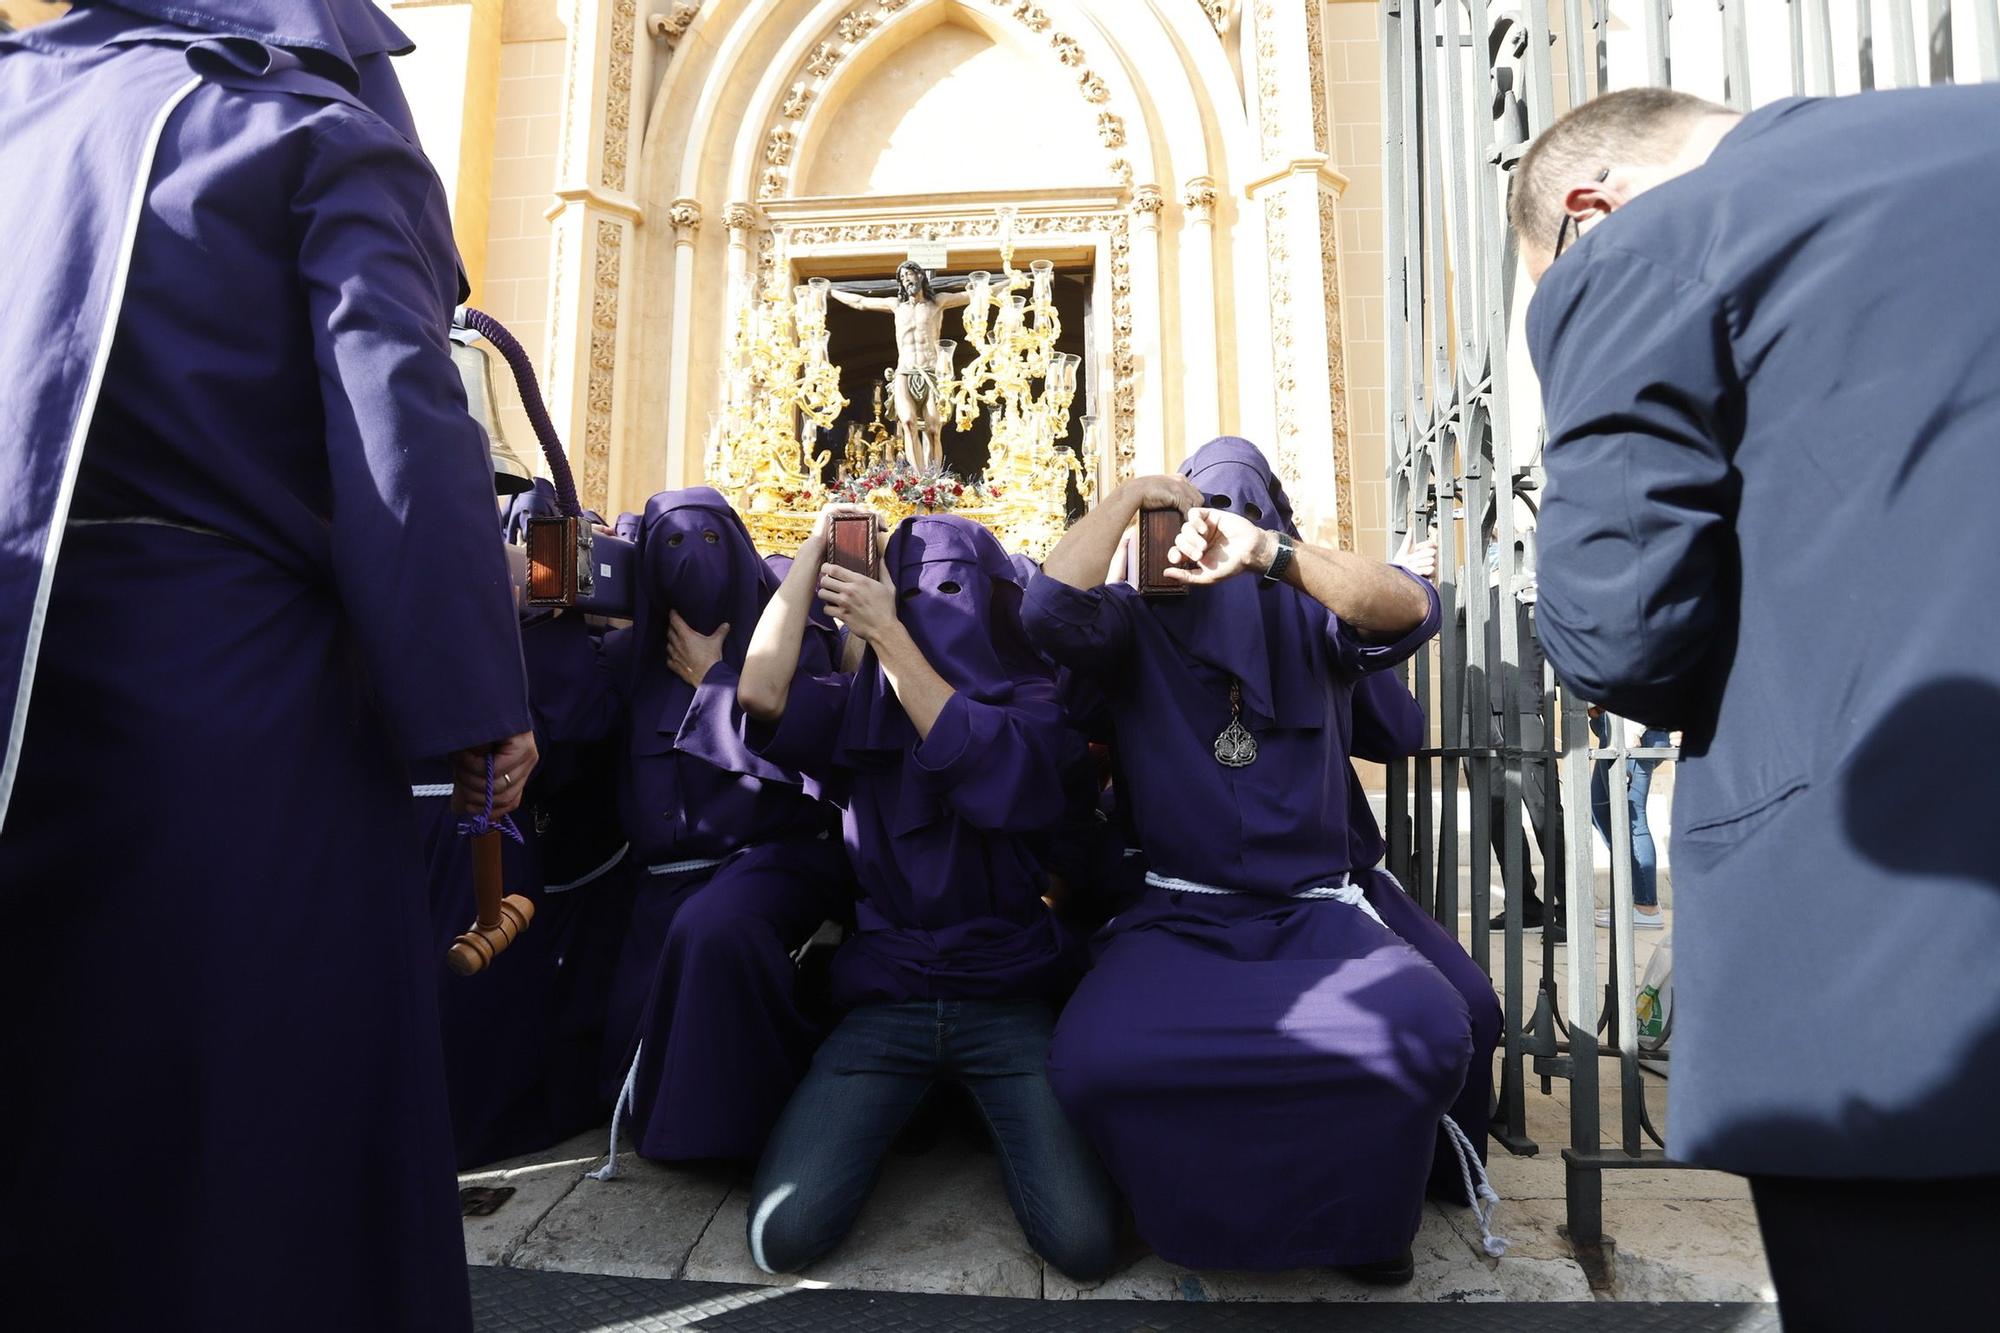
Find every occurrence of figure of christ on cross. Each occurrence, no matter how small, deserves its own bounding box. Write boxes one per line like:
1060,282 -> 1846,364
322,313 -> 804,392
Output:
829,261 -> 971,474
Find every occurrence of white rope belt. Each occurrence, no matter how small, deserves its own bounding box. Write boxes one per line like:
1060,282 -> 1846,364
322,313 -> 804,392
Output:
1143,870 -> 1386,929
410,784 -> 454,798
547,842 -> 629,894
587,1040 -> 642,1182
647,856 -> 725,877
1442,1116 -> 1509,1257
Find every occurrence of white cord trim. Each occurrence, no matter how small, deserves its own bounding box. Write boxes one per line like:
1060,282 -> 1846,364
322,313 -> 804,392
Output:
1441,1115 -> 1509,1257
68,515 -> 230,541
0,75 -> 203,832
587,1041 -> 641,1182
648,856 -> 725,877
1143,870 -> 1385,928
546,842 -> 630,894
410,783 -> 455,798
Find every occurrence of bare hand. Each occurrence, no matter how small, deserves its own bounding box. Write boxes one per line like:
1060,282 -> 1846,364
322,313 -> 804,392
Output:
452,730 -> 539,817
1393,534 -> 1439,583
819,562 -> 901,645
1162,507 -> 1276,586
666,610 -> 728,687
1118,473 -> 1203,515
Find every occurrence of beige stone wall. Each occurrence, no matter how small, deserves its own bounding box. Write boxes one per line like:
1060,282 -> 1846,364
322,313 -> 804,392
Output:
479,36 -> 567,458
1323,1 -> 1389,558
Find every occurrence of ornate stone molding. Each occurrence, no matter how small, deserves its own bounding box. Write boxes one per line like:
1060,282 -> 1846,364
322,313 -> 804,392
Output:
1319,181 -> 1354,549
600,0 -> 639,193
667,197 -> 703,234
1303,0 -> 1328,156
1252,0 -> 1283,153
753,0 -> 1134,200
1261,190 -> 1299,486
1199,1 -> 1235,36
1181,175 -> 1218,219
722,201 -> 759,231
755,209 -> 1138,485
1130,183 -> 1165,218
648,0 -> 701,43
583,218 -> 626,510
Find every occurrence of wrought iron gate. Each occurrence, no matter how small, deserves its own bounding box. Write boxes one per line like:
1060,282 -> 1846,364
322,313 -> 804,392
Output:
1378,0 -> 2000,1280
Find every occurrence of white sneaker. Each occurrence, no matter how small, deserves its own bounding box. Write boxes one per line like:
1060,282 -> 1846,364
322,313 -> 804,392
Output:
1594,907 -> 1666,929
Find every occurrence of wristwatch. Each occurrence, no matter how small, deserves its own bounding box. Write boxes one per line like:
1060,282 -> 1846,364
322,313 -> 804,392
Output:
1261,531 -> 1295,584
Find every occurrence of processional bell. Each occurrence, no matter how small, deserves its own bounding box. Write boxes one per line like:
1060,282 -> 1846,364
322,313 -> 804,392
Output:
450,324 -> 536,496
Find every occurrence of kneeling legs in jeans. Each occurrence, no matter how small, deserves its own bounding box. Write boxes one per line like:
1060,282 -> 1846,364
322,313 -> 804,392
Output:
747,998 -> 1119,1281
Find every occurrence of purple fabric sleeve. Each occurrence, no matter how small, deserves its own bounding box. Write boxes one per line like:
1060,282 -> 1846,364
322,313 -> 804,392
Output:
744,670 -> 854,782
1329,571 -> 1441,678
675,662 -> 809,787
297,111 -> 529,759
1019,573 -> 1137,680
911,684 -> 1070,833
1350,669 -> 1426,762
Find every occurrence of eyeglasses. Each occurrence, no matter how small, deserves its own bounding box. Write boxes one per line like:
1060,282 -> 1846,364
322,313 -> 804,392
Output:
1551,168 -> 1611,263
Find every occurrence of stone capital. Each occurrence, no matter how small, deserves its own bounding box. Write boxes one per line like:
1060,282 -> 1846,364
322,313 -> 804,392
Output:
668,197 -> 702,235
1181,176 -> 1219,218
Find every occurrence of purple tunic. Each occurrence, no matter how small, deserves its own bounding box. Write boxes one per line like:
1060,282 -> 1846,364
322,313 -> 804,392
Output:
420,605 -> 633,1171
1022,438 -> 1498,1270
568,490 -> 849,1161
0,6 -> 522,1329
694,515 -> 1079,1007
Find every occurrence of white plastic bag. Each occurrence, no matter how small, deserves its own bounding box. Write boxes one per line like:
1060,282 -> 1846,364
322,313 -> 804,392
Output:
1636,935 -> 1673,1055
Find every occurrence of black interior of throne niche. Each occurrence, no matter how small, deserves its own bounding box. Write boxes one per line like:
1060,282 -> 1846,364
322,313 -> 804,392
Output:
814,264 -> 1093,516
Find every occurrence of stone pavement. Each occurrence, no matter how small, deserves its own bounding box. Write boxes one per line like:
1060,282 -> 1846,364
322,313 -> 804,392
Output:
461,769 -> 1769,1310
460,930 -> 1773,1309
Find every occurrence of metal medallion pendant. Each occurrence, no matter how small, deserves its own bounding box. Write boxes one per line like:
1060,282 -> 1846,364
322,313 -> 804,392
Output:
1214,679 -> 1259,767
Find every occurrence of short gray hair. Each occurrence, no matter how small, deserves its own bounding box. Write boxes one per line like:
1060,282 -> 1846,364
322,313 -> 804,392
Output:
1508,88 -> 1730,250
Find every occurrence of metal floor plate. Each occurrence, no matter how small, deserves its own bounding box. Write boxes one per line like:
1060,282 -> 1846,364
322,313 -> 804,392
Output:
471,1267 -> 1780,1332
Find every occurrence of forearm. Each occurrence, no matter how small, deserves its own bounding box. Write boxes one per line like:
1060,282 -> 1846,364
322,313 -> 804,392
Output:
870,625 -> 955,740
1041,483 -> 1141,589
1265,533 -> 1431,638
739,560 -> 818,721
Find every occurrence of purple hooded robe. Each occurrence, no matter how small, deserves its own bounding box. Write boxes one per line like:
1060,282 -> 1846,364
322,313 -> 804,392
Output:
686,515 -> 1079,1007
1021,438 -> 1500,1270
550,489 -> 850,1162
0,4 -> 525,1328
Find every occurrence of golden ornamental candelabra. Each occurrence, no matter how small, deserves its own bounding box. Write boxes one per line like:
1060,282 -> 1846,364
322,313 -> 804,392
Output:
708,210 -> 1094,559
939,210 -> 1094,557
707,263 -> 845,524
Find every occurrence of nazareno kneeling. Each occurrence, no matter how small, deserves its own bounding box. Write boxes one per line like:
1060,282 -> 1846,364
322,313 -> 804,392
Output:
1022,437 -> 1504,1283
707,509 -> 1120,1281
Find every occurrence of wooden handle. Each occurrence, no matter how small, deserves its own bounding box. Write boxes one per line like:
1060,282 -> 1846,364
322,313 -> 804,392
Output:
446,831 -> 534,977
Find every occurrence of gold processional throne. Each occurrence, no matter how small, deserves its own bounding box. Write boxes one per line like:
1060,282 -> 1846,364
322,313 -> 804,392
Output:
706,215 -> 1095,559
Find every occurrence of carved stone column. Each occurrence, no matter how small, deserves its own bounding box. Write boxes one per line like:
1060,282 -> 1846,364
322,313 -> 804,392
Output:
544,0 -> 647,514
722,201 -> 759,308
663,198 -> 702,485
1125,185 -> 1167,477
1178,176 -> 1222,447
1244,0 -> 1352,549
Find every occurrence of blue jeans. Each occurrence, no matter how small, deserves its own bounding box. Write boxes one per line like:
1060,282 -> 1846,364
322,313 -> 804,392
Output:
747,999 -> 1120,1280
1589,714 -> 1670,908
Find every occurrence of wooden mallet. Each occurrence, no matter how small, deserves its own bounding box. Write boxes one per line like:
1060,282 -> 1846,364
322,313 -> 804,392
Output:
446,827 -> 536,977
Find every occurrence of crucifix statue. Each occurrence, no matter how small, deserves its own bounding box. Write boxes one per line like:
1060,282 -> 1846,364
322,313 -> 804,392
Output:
829,261 -> 969,473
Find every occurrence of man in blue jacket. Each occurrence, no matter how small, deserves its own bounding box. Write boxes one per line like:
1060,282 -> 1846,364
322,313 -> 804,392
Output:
1515,84 -> 2000,1327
